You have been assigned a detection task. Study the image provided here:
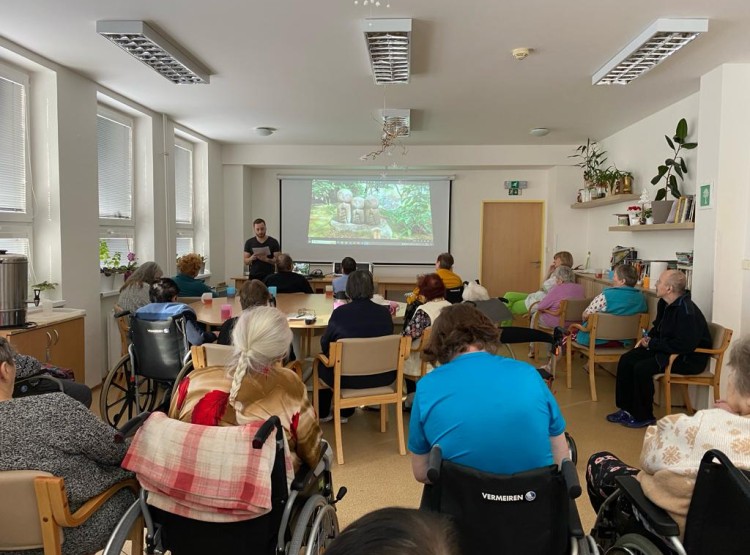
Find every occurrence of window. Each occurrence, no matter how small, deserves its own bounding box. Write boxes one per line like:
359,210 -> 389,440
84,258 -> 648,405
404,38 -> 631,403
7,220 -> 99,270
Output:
97,106 -> 134,271
0,64 -> 32,276
174,137 -> 195,259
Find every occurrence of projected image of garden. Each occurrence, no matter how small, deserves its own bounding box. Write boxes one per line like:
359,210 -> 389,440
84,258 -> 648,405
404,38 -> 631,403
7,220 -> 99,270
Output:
308,180 -> 434,245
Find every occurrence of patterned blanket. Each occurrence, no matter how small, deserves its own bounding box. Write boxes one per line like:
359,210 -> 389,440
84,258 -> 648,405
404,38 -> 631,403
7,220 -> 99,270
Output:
122,412 -> 292,522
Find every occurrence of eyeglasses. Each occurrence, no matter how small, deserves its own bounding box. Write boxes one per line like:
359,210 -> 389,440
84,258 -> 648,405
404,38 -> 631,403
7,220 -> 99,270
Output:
297,308 -> 316,318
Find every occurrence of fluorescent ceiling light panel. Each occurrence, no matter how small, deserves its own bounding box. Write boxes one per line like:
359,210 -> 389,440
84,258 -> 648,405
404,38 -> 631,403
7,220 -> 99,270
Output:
362,18 -> 411,85
593,18 -> 708,86
380,108 -> 410,137
97,20 -> 210,84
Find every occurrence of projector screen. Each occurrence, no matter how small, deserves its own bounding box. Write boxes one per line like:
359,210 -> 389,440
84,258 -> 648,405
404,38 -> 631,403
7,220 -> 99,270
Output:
280,177 -> 452,265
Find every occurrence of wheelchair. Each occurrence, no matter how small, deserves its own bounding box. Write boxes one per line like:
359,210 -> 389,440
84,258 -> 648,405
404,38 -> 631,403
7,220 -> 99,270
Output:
421,444 -> 597,554
99,309 -> 193,428
104,415 -> 345,555
590,449 -> 750,554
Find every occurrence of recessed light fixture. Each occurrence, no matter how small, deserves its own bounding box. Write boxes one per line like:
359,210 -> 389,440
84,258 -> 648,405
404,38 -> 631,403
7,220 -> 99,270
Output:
97,20 -> 210,84
512,48 -> 532,61
254,127 -> 276,137
593,18 -> 708,86
362,19 -> 412,85
529,128 -> 550,137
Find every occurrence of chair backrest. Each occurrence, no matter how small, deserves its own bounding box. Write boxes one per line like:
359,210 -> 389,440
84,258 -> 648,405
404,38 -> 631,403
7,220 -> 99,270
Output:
191,343 -> 234,369
590,312 -> 647,342
563,298 -> 592,324
683,449 -> 750,554
425,460 -> 571,554
707,323 -> 733,358
334,335 -> 406,377
470,298 -> 513,324
0,470 -> 54,551
129,315 -> 190,381
445,286 -> 464,304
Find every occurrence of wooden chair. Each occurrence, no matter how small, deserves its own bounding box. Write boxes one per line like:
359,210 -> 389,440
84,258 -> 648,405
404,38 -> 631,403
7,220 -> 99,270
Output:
0,470 -> 141,555
189,343 -> 303,380
404,326 -> 432,385
113,304 -> 130,357
566,312 -> 649,401
313,335 -> 411,465
654,323 -> 733,415
529,299 -> 568,359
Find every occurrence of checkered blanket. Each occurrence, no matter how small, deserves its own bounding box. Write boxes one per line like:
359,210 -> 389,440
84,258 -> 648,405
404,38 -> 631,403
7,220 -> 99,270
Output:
122,412 -> 292,522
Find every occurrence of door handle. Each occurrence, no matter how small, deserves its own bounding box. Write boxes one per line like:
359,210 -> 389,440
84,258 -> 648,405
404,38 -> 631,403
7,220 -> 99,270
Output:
52,329 -> 60,345
531,260 -> 541,265
45,332 -> 53,362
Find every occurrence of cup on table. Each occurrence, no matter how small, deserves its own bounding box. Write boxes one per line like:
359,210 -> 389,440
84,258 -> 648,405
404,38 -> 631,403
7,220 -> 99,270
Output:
594,269 -> 603,279
220,304 -> 232,320
268,286 -> 277,298
325,285 -> 333,298
226,286 -> 236,300
41,299 -> 54,314
201,292 -> 213,304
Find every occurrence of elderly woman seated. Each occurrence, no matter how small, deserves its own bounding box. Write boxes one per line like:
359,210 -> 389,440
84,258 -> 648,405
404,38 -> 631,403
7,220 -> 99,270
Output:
173,253 -> 216,298
117,261 -> 163,313
409,303 -> 569,482
0,337 -> 135,555
586,334 -> 750,536
169,306 -> 322,472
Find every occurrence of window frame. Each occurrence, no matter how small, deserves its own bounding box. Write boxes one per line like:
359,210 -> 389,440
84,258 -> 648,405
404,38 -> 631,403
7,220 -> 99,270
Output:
174,136 -> 195,256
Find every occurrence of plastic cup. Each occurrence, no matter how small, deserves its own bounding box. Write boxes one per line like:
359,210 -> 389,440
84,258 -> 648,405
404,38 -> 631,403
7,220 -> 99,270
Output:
42,299 -> 54,314
325,285 -> 333,298
268,286 -> 277,297
220,304 -> 232,320
201,292 -> 213,304
226,286 -> 236,300
594,269 -> 603,279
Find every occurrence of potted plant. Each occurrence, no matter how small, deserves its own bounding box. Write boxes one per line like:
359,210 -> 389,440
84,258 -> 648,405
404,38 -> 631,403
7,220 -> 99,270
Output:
570,139 -> 608,193
99,240 -> 121,292
650,118 -> 697,223
643,207 -> 654,225
627,205 -> 642,225
31,281 -> 57,307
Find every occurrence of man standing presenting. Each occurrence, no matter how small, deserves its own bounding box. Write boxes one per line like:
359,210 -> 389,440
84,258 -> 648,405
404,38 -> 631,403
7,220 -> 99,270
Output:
243,218 -> 280,281
607,270 -> 711,428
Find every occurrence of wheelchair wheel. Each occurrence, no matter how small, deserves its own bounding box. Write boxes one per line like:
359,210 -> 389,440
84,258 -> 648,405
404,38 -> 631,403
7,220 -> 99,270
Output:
565,432 -> 578,466
100,354 -> 158,428
170,359 -> 195,401
287,494 -> 339,555
606,533 -> 663,555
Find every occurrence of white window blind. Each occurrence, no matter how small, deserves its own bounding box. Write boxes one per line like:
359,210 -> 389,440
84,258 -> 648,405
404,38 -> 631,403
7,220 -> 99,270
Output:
174,143 -> 193,224
0,75 -> 27,214
175,236 -> 194,258
0,237 -> 29,257
97,113 -> 133,220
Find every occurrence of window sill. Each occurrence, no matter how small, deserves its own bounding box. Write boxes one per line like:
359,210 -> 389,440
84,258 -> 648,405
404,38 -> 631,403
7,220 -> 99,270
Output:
100,290 -> 120,298
197,273 -> 211,280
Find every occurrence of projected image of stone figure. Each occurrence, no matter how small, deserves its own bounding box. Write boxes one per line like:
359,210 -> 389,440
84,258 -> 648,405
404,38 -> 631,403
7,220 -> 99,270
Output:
308,180 -> 433,243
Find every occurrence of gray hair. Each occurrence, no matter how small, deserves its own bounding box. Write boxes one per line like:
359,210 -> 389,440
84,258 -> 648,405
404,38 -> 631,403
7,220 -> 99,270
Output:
728,335 -> 750,397
276,253 -> 293,272
228,307 -> 292,407
120,261 -> 163,292
0,337 -> 16,365
553,265 -> 575,283
664,269 -> 687,295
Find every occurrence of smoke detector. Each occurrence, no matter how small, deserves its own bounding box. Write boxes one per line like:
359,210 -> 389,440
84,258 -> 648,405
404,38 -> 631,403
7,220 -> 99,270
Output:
254,127 -> 276,137
529,127 -> 550,137
512,47 -> 532,61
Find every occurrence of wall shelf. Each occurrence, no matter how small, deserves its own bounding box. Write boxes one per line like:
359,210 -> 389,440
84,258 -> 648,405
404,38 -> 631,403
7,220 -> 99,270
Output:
570,194 -> 639,209
608,223 -> 695,232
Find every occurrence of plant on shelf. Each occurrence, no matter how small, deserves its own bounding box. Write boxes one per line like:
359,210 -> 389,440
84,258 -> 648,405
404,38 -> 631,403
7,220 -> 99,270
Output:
643,207 -> 653,224
31,281 -> 57,292
99,240 -> 121,276
650,118 -> 698,200
570,139 -> 607,187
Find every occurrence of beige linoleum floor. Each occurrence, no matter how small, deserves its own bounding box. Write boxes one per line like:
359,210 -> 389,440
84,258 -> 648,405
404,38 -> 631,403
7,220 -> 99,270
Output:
95,348 -> 682,550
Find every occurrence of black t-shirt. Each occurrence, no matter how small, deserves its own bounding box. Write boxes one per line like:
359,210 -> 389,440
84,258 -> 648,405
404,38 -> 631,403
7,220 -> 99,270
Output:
244,236 -> 280,279
263,272 -> 314,294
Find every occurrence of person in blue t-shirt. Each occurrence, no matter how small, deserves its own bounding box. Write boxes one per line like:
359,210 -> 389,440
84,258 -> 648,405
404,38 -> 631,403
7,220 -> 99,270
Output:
409,303 -> 567,480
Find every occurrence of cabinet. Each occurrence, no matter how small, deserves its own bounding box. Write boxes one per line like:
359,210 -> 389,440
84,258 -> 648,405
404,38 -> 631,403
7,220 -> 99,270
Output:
0,314 -> 85,383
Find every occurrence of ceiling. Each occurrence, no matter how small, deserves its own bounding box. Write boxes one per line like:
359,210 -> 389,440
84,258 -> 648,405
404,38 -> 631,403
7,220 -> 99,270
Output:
2,1 -> 749,146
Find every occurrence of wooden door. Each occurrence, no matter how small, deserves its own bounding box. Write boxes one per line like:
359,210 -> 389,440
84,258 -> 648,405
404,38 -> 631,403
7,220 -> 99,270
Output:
481,202 -> 544,297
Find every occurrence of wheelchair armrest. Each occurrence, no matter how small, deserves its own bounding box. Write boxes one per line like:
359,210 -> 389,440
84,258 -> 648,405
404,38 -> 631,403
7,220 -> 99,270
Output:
115,411 -> 152,443
114,309 -> 131,319
252,415 -> 282,448
560,459 -> 582,499
426,445 -> 443,484
291,463 -> 313,491
615,475 -> 680,537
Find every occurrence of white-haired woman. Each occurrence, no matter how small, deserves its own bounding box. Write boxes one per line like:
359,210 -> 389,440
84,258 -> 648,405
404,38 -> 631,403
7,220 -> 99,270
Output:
169,306 -> 322,471
586,334 -> 750,536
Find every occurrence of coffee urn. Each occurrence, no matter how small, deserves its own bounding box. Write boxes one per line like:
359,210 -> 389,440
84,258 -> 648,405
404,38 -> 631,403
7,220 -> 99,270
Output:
0,250 -> 28,328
